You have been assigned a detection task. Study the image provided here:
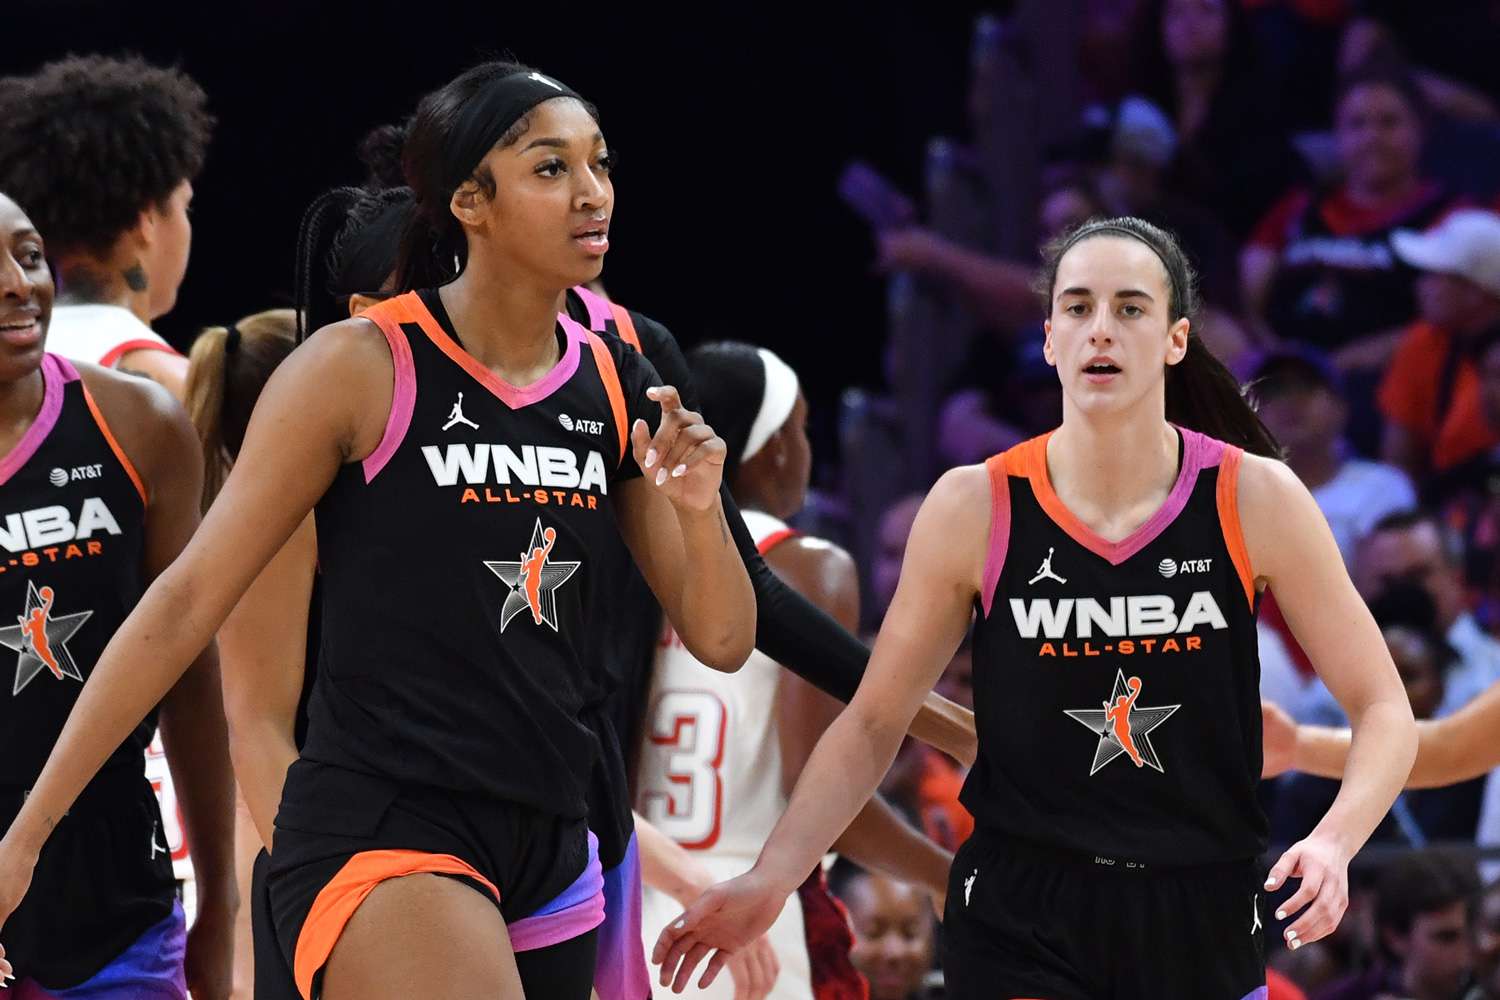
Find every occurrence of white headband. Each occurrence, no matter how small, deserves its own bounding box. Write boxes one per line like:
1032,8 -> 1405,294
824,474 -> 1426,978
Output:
741,348 -> 799,463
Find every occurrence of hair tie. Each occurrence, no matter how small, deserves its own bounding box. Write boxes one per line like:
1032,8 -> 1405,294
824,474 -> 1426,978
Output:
225,324 -> 242,354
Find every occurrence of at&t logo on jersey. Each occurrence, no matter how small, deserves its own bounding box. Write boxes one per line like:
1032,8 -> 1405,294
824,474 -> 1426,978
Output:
1159,557 -> 1213,578
1010,592 -> 1227,658
48,463 -> 104,487
421,443 -> 608,510
558,413 -> 604,435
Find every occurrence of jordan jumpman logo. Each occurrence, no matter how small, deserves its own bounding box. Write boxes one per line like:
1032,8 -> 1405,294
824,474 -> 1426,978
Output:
442,392 -> 479,431
1029,547 -> 1067,585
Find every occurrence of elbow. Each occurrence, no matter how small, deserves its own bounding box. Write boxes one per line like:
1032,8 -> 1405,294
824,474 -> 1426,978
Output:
691,629 -> 755,673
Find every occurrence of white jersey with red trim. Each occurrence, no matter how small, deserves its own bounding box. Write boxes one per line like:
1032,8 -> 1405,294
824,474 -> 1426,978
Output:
637,509 -> 815,1000
46,305 -> 179,369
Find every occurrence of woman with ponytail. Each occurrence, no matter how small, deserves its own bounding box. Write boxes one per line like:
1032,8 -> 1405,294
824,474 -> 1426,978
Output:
655,217 -> 1420,1000
0,61 -> 758,1000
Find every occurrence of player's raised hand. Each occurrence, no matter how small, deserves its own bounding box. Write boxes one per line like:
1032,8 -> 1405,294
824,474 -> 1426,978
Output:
653,868 -> 790,994
633,386 -> 727,514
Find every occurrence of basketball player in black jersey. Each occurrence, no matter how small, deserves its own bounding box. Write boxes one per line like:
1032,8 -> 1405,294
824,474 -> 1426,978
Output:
267,159 -> 977,999
655,217 -> 1420,1000
0,65 -> 756,1000
0,193 -> 235,998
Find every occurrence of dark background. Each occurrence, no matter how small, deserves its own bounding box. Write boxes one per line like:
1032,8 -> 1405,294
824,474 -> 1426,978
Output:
8,0 -> 1007,427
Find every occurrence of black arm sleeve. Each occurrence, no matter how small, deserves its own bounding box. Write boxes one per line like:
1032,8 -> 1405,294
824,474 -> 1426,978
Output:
634,312 -> 871,704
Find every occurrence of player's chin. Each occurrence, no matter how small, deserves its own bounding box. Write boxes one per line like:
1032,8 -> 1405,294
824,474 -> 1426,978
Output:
0,341 -> 45,383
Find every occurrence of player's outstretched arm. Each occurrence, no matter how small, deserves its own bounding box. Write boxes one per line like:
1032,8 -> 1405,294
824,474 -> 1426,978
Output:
1239,454 -> 1417,952
771,535 -> 953,903
87,366 -> 237,999
1263,679 -> 1500,790
652,465 -> 986,994
617,385 -> 755,672
0,319 -> 392,977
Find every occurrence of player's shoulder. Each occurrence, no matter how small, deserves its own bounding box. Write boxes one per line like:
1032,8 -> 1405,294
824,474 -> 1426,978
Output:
73,358 -> 183,437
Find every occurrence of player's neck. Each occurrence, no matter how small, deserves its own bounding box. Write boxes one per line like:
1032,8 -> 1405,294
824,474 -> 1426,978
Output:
0,367 -> 47,459
55,254 -> 153,324
1047,409 -> 1179,523
439,265 -> 561,382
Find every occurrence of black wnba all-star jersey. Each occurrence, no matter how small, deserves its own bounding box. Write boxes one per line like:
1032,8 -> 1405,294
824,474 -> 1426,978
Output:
0,354 -> 150,788
964,428 -> 1267,865
306,289 -> 659,819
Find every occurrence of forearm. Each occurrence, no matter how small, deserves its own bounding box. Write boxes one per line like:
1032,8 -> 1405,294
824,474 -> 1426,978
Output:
673,497 -> 755,669
1310,698 -> 1416,852
159,650 -> 237,909
635,812 -> 715,907
1296,716 -> 1470,790
6,573 -> 217,855
907,693 -> 976,767
924,242 -> 1036,322
833,793 -> 951,895
754,705 -> 905,893
226,717 -> 298,850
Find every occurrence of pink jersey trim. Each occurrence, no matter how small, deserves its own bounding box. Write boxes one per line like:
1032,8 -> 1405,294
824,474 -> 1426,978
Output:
360,313 -> 417,484
409,292 -> 584,410
0,354 -> 69,487
573,285 -> 613,332
979,453 -> 1012,618
1023,426 -> 1210,566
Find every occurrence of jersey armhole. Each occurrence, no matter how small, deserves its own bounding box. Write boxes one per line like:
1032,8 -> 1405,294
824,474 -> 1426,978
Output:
1215,445 -> 1256,610
359,298 -> 418,485
979,453 -> 1011,618
71,359 -> 148,506
585,332 -> 629,467
756,528 -> 799,556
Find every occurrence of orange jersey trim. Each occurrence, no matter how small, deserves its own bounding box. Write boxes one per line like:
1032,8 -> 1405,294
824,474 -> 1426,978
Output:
756,527 -> 799,555
293,849 -> 499,1000
607,302 -> 642,353
79,382 -> 147,506
586,332 -> 629,466
979,450 -> 1014,617
1216,446 -> 1255,609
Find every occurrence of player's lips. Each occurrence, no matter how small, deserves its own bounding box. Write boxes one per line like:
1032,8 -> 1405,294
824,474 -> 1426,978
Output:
572,219 -> 610,256
0,313 -> 43,349
1082,354 -> 1121,384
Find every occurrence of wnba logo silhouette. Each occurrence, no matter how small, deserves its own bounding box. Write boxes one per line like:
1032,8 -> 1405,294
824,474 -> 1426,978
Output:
483,519 -> 581,632
0,580 -> 92,695
1064,669 -> 1180,775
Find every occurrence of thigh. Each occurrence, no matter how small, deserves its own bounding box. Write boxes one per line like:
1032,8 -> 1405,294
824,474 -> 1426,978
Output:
514,927 -> 598,1000
321,874 -> 522,1000
941,839 -> 1094,1000
1111,863 -> 1266,1000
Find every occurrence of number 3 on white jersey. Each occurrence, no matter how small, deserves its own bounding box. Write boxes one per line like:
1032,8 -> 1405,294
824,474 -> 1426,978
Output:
642,690 -> 727,848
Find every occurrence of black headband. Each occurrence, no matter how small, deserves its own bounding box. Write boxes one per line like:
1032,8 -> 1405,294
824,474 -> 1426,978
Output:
446,70 -> 583,191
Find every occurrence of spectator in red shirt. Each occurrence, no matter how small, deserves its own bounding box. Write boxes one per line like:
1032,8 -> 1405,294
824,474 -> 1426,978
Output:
1379,209 -> 1500,482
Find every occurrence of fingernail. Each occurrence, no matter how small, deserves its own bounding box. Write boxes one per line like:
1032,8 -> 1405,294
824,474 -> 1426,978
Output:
1275,909 -> 1285,920
1290,939 -> 1301,950
675,919 -> 685,929
671,464 -> 687,478
1286,930 -> 1298,942
656,468 -> 668,486
645,449 -> 657,468
1264,878 -> 1276,889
